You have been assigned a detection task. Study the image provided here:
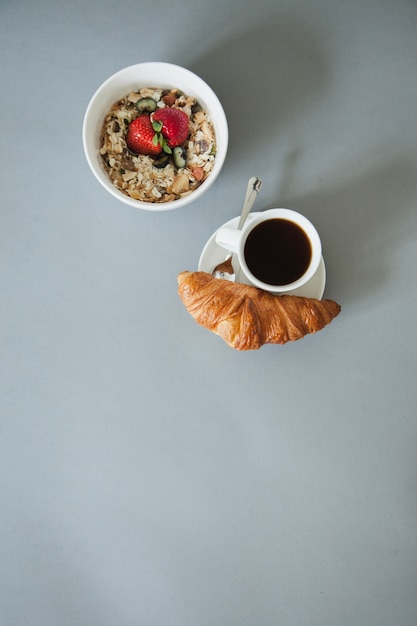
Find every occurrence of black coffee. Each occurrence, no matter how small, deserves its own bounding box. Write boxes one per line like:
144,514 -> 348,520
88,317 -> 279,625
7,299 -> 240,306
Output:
244,218 -> 312,286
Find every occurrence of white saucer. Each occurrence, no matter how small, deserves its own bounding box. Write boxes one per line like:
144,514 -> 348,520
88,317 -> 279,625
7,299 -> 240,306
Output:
198,213 -> 326,299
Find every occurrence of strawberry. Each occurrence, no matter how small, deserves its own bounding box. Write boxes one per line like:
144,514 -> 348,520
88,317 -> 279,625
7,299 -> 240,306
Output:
126,114 -> 162,155
151,107 -> 189,148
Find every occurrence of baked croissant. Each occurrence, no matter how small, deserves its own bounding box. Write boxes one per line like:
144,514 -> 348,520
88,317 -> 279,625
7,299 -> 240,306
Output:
177,271 -> 341,350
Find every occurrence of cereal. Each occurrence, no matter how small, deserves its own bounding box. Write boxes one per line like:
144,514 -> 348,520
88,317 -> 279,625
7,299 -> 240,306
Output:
99,87 -> 216,203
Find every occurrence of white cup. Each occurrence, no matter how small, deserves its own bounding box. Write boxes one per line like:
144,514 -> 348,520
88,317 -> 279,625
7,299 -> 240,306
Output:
215,208 -> 322,293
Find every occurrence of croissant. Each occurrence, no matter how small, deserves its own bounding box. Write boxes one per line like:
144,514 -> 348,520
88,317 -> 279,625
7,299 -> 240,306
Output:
177,271 -> 341,350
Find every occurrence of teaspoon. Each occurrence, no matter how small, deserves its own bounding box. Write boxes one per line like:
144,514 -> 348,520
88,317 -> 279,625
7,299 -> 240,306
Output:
211,176 -> 262,281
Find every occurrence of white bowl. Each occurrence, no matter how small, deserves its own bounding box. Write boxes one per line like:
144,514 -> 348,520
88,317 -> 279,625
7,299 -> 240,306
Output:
82,62 -> 228,211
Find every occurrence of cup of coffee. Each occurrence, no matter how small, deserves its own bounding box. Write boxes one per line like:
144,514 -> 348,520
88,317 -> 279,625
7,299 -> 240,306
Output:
215,208 -> 322,293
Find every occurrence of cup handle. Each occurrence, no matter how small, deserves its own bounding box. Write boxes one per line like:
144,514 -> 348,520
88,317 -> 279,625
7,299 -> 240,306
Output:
215,227 -> 241,253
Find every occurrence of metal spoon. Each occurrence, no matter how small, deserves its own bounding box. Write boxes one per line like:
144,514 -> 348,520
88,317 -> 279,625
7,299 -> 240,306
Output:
212,176 -> 262,280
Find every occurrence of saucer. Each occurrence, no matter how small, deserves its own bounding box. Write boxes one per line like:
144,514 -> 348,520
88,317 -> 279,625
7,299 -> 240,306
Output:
198,213 -> 326,299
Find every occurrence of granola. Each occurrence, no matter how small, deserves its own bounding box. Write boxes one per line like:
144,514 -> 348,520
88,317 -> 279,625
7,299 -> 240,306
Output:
99,87 -> 216,203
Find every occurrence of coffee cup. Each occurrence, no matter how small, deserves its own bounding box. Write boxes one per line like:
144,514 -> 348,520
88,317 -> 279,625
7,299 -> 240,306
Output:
215,208 -> 322,294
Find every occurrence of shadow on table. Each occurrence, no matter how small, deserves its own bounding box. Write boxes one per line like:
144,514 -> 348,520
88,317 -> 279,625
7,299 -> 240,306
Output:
282,152 -> 417,303
188,17 -> 417,305
189,17 -> 328,164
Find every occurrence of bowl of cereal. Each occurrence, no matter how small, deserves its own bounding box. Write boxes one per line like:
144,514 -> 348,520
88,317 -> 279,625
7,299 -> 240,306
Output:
83,62 -> 228,211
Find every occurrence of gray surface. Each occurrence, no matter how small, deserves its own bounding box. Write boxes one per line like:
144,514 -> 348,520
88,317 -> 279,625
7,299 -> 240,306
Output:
1,1 -> 417,625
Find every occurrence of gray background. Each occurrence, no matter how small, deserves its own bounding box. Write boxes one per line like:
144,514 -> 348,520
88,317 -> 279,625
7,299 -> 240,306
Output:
1,1 -> 417,625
